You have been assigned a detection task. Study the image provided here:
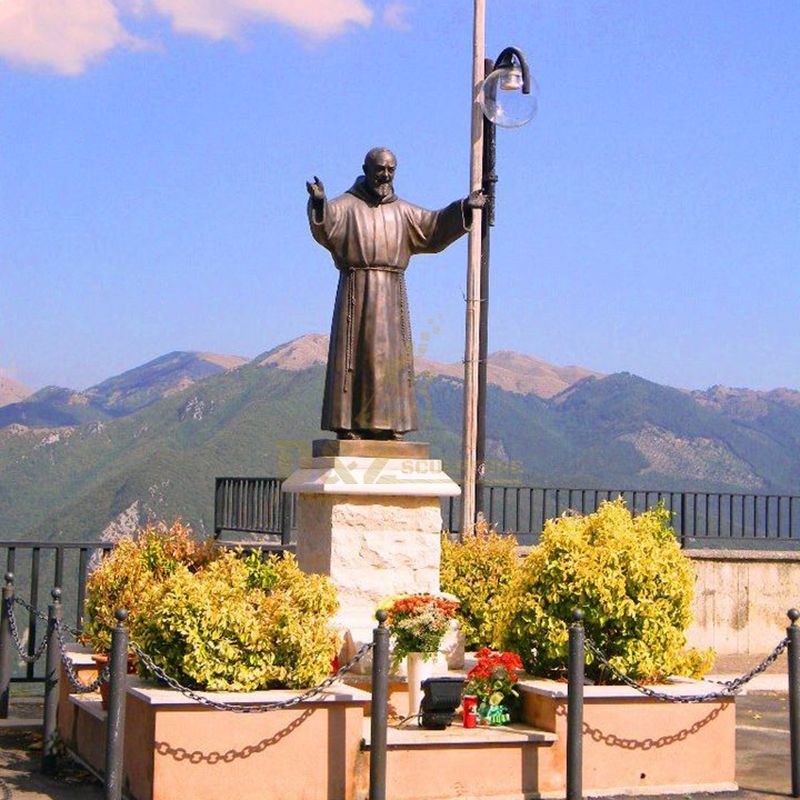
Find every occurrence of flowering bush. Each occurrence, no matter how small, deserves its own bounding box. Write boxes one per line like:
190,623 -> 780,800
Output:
381,593 -> 459,662
82,520 -> 217,653
136,551 -> 339,691
495,499 -> 714,684
440,518 -> 520,649
465,648 -> 523,725
83,520 -> 340,690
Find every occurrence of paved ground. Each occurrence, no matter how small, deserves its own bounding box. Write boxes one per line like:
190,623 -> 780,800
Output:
0,684 -> 795,799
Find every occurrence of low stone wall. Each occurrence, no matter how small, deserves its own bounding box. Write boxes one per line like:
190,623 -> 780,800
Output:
685,549 -> 800,655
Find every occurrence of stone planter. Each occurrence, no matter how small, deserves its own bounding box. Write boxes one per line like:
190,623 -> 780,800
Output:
519,678 -> 737,797
65,676 -> 372,800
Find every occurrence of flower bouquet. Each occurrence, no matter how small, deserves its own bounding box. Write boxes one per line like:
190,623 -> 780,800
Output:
465,647 -> 523,725
381,593 -> 460,662
380,593 -> 460,718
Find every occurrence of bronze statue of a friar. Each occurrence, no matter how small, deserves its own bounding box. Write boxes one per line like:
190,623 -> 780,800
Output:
307,147 -> 484,441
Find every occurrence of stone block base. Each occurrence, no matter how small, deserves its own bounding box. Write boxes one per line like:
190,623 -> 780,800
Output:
297,493 -> 442,624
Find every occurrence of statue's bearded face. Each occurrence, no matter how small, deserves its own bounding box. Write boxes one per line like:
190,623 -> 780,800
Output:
363,151 -> 396,199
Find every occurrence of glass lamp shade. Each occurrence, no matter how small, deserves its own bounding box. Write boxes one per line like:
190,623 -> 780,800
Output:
479,66 -> 539,128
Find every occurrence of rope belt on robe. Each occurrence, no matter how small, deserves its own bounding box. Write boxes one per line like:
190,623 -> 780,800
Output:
342,264 -> 412,394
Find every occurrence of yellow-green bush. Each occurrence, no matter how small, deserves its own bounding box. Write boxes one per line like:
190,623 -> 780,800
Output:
495,499 -> 713,684
136,551 -> 339,691
82,521 -> 217,652
440,520 -> 521,650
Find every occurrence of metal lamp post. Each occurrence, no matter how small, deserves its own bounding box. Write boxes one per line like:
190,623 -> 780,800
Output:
475,47 -> 536,520
461,19 -> 537,533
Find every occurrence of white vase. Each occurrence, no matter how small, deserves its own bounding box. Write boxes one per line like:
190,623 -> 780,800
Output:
406,652 -> 443,720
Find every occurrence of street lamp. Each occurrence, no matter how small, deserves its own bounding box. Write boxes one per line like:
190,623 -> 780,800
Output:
462,41 -> 537,534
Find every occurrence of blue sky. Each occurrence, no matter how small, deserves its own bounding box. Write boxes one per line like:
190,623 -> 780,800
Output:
1,1 -> 798,392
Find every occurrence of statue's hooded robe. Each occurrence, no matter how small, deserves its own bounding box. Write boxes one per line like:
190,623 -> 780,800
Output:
309,176 -> 470,434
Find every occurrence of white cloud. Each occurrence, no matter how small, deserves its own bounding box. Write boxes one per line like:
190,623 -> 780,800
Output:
0,0 -> 134,76
0,0 -> 374,76
382,2 -> 410,32
148,0 -> 373,41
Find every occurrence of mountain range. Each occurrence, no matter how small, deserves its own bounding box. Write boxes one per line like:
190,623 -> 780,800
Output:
1,334 -> 798,542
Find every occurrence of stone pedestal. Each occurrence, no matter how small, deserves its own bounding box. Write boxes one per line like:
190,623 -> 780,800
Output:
282,440 -> 462,667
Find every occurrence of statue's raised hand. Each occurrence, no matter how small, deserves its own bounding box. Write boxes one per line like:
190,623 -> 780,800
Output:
466,189 -> 487,209
306,176 -> 325,203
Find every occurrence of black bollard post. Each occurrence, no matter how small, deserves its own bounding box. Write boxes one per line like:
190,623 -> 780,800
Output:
104,609 -> 129,800
42,588 -> 62,774
789,609 -> 800,798
0,573 -> 14,719
567,609 -> 585,800
369,610 -> 390,800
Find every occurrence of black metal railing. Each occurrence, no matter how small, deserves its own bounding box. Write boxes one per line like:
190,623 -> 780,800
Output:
214,476 -> 295,544
445,487 -> 800,546
0,542 -> 113,681
214,477 -> 800,547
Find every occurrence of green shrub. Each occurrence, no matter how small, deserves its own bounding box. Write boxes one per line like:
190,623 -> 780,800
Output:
136,551 -> 339,691
82,520 -> 216,652
440,520 -> 521,649
495,499 -> 713,684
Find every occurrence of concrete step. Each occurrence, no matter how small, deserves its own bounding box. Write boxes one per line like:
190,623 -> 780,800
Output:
360,718 -> 557,800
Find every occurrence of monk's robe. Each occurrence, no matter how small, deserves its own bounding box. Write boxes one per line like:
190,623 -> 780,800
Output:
309,176 -> 470,434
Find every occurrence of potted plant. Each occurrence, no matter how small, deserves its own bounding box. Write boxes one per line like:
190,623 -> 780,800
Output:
464,647 -> 523,725
382,593 -> 459,718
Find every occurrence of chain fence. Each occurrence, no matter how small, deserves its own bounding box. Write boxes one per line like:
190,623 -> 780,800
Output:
128,640 -> 374,713
54,621 -> 110,694
5,590 -> 376,707
7,597 -> 50,664
584,634 -> 789,703
3,592 -> 793,710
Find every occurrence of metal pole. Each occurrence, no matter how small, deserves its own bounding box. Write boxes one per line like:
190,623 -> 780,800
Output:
680,493 -> 687,547
460,0 -> 486,536
567,610 -> 585,800
475,56 -> 496,521
369,610 -> 390,800
0,573 -> 14,719
280,489 -> 293,548
789,608 -> 800,797
42,588 -> 62,774
104,609 -> 129,800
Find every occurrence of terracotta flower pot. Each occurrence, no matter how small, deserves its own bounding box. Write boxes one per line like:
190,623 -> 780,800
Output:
91,653 -> 137,710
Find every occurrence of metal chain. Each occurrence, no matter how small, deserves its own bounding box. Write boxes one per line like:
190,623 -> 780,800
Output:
59,620 -> 84,638
13,596 -> 49,622
54,621 -> 110,693
6,602 -> 49,663
129,640 -> 375,713
708,638 -> 790,692
584,635 -> 789,704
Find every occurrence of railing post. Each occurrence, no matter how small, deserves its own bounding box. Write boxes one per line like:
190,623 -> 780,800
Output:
369,610 -> 390,800
567,609 -> 584,800
789,608 -> 800,798
105,609 -> 129,800
0,573 -> 14,719
679,493 -> 687,547
280,488 -> 293,548
42,587 -> 62,774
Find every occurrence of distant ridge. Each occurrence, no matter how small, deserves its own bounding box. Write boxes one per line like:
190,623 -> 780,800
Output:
262,334 -> 603,398
0,351 -> 247,428
0,375 -> 31,408
257,335 -> 329,371
85,351 -> 249,413
416,349 -> 603,398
